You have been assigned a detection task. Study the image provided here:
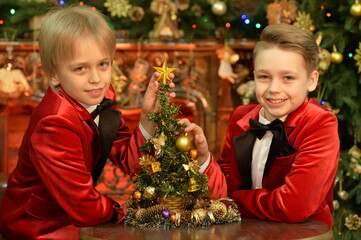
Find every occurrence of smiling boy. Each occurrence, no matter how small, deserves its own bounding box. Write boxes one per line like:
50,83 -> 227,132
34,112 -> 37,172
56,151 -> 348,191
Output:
203,23 -> 340,227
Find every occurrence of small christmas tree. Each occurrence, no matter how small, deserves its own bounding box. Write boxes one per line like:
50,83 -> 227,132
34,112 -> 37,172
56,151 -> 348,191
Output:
125,60 -> 240,227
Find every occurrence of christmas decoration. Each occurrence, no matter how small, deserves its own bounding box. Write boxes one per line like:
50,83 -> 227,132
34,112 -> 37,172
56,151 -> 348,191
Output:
104,0 -> 132,18
216,45 -> 239,84
211,1 -> 227,16
354,42 -> 361,73
293,11 -> 315,33
125,60 -> 240,227
350,0 -> 361,17
344,214 -> 361,231
129,6 -> 144,22
175,134 -> 192,152
266,0 -> 298,25
144,186 -> 156,198
330,45 -> 343,64
148,0 -> 184,40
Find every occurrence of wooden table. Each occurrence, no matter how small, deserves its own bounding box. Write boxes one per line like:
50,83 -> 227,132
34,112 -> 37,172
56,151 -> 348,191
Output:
79,218 -> 333,240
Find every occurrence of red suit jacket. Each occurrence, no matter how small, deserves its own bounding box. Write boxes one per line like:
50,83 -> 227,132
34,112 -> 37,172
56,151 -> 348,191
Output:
0,86 -> 145,239
205,98 -> 339,227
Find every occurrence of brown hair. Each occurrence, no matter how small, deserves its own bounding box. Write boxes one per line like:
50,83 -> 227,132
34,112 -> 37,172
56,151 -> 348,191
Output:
39,5 -> 116,80
253,23 -> 319,74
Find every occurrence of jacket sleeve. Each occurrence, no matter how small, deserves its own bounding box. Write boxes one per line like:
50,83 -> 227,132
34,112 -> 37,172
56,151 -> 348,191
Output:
203,154 -> 228,199
30,115 -> 116,227
230,111 -> 339,223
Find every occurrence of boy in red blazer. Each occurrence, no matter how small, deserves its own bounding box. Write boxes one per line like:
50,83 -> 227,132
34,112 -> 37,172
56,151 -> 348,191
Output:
202,23 -> 339,227
0,6 -> 207,240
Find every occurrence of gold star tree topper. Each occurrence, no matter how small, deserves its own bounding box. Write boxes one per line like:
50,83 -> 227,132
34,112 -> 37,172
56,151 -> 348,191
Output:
153,60 -> 176,85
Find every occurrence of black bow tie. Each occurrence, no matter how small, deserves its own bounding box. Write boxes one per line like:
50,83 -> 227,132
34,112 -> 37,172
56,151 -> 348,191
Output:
90,98 -> 117,119
249,118 -> 284,140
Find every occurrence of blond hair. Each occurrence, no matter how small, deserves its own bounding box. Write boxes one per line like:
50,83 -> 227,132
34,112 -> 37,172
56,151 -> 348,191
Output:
253,23 -> 319,74
39,5 -> 116,80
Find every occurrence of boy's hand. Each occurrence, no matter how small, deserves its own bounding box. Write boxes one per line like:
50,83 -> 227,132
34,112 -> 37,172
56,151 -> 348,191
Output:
177,118 -> 209,166
140,71 -> 175,135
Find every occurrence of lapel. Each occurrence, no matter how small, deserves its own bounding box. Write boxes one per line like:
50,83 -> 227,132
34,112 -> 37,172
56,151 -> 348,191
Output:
264,131 -> 296,175
233,132 -> 257,190
91,107 -> 121,186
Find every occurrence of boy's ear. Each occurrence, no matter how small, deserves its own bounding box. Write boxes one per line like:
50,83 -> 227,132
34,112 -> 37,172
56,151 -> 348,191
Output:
307,70 -> 319,92
50,74 -> 60,86
50,78 -> 60,86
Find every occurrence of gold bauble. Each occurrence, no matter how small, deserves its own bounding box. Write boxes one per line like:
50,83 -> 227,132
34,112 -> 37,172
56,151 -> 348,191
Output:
212,1 -> 227,16
188,148 -> 199,160
333,200 -> 340,210
132,190 -> 142,200
176,134 -> 191,151
338,190 -> 349,201
330,51 -> 343,64
350,1 -> 361,17
144,186 -> 156,198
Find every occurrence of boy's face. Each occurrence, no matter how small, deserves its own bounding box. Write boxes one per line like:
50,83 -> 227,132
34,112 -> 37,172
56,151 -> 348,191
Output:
51,36 -> 112,106
253,47 -> 318,122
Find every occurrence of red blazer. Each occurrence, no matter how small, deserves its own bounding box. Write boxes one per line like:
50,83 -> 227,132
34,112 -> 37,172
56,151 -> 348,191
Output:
205,98 -> 339,227
0,86 -> 145,239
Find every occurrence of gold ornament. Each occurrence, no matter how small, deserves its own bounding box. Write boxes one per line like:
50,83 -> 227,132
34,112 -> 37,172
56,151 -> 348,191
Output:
188,148 -> 199,160
139,154 -> 156,166
176,134 -> 191,151
337,190 -> 349,201
144,186 -> 156,198
187,177 -> 201,192
148,161 -> 162,174
153,60 -> 176,85
354,42 -> 361,73
212,1 -> 227,16
349,145 -> 361,159
151,133 -> 166,156
132,190 -> 142,201
129,6 -> 145,22
350,0 -> 361,17
333,200 -> 340,210
104,0 -> 132,18
330,45 -> 343,64
209,200 -> 227,220
317,48 -> 331,75
183,160 -> 200,174
345,214 -> 361,231
293,11 -> 315,34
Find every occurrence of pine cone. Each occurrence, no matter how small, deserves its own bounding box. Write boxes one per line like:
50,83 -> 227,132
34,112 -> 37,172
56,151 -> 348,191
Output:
180,210 -> 192,223
147,204 -> 166,221
135,208 -> 148,223
209,200 -> 227,220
